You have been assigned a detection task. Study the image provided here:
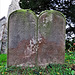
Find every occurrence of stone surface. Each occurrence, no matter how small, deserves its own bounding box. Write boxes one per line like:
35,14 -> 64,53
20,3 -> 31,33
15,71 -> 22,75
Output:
38,10 -> 65,65
7,0 -> 20,18
8,10 -> 37,67
0,0 -> 21,54
8,9 -> 65,67
0,17 -> 7,54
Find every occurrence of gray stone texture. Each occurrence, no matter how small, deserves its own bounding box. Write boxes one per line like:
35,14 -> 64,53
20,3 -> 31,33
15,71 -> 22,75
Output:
38,10 -> 65,65
8,10 -> 65,67
8,10 -> 37,67
0,17 -> 7,54
7,0 -> 20,18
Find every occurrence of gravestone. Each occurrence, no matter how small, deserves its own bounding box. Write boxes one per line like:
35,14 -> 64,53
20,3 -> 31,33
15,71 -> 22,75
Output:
38,11 -> 65,66
8,10 -> 37,67
7,9 -> 65,67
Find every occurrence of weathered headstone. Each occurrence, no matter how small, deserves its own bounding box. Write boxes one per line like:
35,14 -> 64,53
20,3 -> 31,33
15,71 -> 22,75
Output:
38,10 -> 65,66
0,17 -> 7,54
7,9 -> 65,67
8,10 -> 37,67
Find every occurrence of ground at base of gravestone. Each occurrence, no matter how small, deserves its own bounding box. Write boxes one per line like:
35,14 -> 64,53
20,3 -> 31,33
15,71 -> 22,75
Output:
0,50 -> 75,75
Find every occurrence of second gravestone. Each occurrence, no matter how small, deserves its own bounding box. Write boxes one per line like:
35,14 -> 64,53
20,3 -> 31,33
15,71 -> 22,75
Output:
7,9 -> 66,67
38,11 -> 65,66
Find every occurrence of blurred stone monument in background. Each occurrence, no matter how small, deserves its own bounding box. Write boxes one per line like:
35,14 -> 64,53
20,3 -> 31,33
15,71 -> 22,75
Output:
7,0 -> 20,17
0,0 -> 21,54
0,17 -> 7,54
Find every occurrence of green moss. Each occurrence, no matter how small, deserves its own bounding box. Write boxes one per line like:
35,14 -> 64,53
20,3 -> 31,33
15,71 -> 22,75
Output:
39,10 -> 49,17
38,10 -> 66,38
16,9 -> 27,13
8,9 -> 37,21
39,10 -> 66,21
8,9 -> 25,20
8,9 -> 66,44
25,9 -> 37,19
8,9 -> 66,22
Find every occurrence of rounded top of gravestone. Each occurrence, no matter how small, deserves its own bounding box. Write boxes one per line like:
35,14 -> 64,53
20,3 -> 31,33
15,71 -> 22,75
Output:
39,10 -> 66,20
8,9 -> 66,19
8,9 -> 37,19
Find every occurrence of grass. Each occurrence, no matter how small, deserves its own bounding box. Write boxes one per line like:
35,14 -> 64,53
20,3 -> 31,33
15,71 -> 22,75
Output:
0,51 -> 75,75
0,54 -> 7,67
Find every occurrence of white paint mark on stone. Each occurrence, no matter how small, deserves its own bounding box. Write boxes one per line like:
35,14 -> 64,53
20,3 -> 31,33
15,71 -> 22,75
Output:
24,37 -> 37,57
49,14 -> 53,22
43,18 -> 45,23
24,33 -> 43,57
43,24 -> 46,27
45,17 -> 49,23
38,32 -> 42,44
17,63 -> 24,67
